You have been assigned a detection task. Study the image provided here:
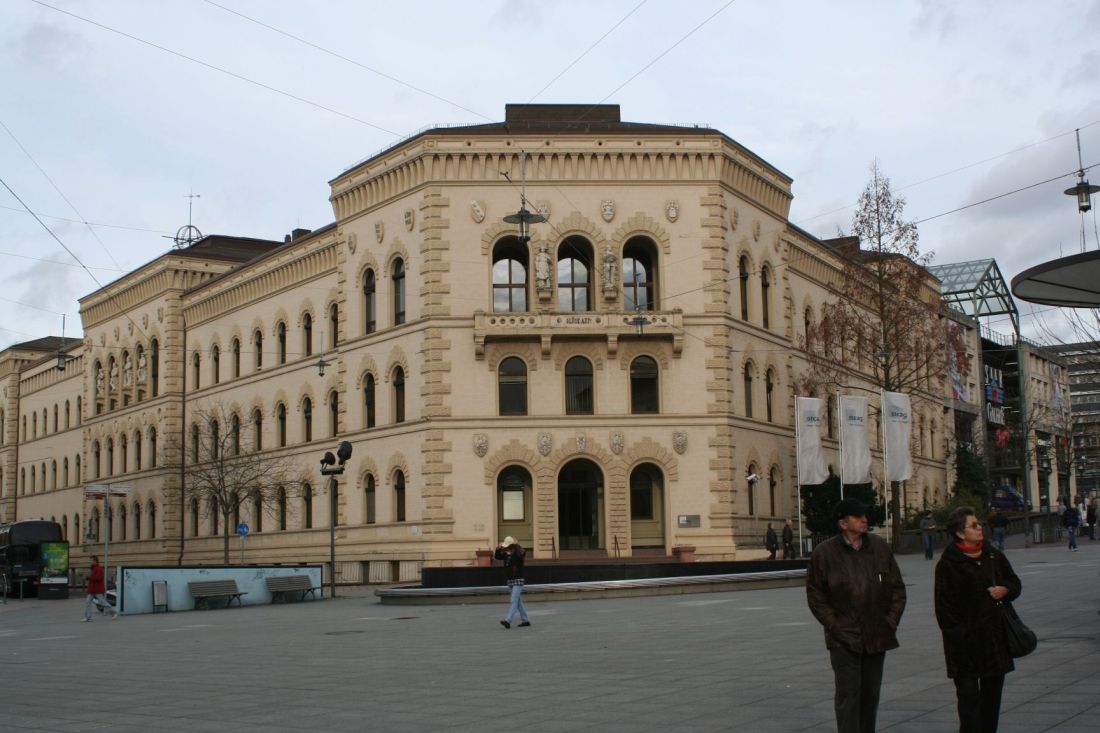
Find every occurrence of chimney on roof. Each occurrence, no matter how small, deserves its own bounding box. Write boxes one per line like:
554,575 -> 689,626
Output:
822,236 -> 861,256
286,228 -> 312,243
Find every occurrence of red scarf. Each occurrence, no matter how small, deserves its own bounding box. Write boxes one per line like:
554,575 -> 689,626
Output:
955,539 -> 983,559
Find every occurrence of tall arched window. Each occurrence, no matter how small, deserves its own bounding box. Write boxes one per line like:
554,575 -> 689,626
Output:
209,419 -> 220,459
765,369 -> 775,423
492,238 -> 528,313
211,345 -> 220,384
393,367 -> 405,423
769,466 -> 780,516
253,329 -> 263,370
251,407 -> 261,449
134,430 -> 142,470
743,364 -> 754,418
302,313 -> 313,357
329,303 -> 339,348
190,424 -> 200,462
135,345 -> 146,400
106,439 -> 114,476
277,487 -> 287,530
51,460 -> 57,490
209,497 -> 219,536
231,337 -> 241,378
565,356 -> 594,415
32,412 -> 37,438
557,237 -> 592,312
276,403 -> 286,447
120,435 -> 128,473
623,237 -> 657,311
302,398 -> 313,442
329,390 -> 339,436
190,498 -> 199,537
148,501 -> 156,539
63,457 -> 69,487
363,269 -> 377,334
118,503 -> 126,541
252,496 -> 263,533
74,514 -> 80,543
804,307 -> 813,344
630,356 -> 659,414
133,501 -> 141,540
364,374 -> 376,428
62,515 -> 68,541
302,483 -> 313,529
192,352 -> 201,390
760,265 -> 771,329
747,463 -> 758,515
230,414 -> 241,455
277,322 -> 287,364
75,454 -> 81,483
739,255 -> 750,321
498,357 -> 528,416
364,475 -> 376,524
148,428 -> 156,468
392,258 -> 406,326
93,441 -> 101,478
52,404 -> 58,433
75,395 -> 81,424
394,470 -> 406,522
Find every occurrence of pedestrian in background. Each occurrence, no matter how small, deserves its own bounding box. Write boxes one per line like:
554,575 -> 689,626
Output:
765,523 -> 779,560
935,506 -> 1021,733
989,509 -> 1009,553
1085,498 -> 1096,541
495,536 -> 530,629
1062,501 -> 1080,552
807,499 -> 907,733
81,555 -> 116,621
782,518 -> 795,559
920,511 -> 938,560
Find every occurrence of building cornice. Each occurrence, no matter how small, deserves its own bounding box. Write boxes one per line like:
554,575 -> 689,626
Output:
80,259 -> 236,329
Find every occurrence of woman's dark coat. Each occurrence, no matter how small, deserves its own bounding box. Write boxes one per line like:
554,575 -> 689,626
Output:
934,542 -> 1022,678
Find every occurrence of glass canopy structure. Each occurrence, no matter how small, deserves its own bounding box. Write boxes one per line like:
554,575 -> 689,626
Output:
928,259 -> 1019,335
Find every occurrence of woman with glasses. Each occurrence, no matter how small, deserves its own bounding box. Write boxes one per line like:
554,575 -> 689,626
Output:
935,506 -> 1022,733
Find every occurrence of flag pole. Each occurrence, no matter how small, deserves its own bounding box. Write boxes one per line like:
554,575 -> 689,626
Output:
881,390 -> 891,546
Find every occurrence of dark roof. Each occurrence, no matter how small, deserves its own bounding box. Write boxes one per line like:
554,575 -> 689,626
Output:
174,235 -> 284,262
9,336 -> 82,353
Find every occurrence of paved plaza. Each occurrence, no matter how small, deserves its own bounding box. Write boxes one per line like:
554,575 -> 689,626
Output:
1,539 -> 1098,732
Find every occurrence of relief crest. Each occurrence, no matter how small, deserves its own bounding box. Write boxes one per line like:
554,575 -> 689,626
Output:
473,433 -> 489,458
404,208 -> 415,231
665,200 -> 679,222
600,199 -> 615,223
610,432 -> 624,455
673,430 -> 688,455
470,200 -> 486,224
537,432 -> 553,456
374,221 -> 385,244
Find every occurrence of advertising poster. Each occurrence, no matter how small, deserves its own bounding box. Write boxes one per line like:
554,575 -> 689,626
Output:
40,541 -> 70,585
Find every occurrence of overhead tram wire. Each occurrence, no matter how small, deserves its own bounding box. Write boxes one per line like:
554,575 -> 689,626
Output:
0,204 -> 173,235
30,0 -> 401,137
0,250 -> 122,272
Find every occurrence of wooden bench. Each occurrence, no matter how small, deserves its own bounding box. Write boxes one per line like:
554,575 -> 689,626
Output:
266,575 -> 322,603
188,579 -> 247,610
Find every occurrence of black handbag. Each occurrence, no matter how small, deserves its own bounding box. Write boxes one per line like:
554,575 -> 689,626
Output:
991,555 -> 1037,658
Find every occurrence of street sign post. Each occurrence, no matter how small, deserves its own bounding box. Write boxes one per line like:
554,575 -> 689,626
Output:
83,484 -> 131,609
236,523 -> 250,564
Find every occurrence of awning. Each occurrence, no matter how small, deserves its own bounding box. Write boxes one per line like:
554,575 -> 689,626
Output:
1010,250 -> 1100,308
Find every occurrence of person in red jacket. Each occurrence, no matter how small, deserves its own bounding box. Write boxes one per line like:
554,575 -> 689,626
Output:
82,556 -> 116,621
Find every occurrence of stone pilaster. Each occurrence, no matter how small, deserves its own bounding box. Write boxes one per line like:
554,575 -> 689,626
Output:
419,429 -> 453,535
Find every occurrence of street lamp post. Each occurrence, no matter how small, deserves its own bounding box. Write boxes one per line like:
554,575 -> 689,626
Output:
319,441 -> 353,599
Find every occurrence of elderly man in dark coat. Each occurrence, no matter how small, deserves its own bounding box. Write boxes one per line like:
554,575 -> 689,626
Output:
935,506 -> 1022,733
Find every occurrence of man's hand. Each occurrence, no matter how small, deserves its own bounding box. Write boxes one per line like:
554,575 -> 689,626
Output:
987,585 -> 1009,601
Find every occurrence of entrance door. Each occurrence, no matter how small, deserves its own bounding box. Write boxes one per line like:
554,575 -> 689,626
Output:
558,459 -> 602,550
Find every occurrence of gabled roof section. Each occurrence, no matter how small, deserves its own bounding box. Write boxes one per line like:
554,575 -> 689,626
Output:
8,336 -> 82,353
929,259 -> 1019,335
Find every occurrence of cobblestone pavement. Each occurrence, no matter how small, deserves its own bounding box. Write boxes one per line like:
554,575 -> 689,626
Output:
1,538 -> 1097,732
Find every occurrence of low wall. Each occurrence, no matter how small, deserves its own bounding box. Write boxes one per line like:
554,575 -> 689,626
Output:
117,565 -> 323,615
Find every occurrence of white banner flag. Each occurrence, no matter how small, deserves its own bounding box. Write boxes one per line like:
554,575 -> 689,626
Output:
795,397 -> 830,485
839,396 -> 871,484
883,391 -> 913,482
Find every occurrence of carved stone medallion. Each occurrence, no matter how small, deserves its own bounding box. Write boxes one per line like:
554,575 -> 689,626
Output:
470,200 -> 486,224
536,201 -> 551,221
347,232 -> 357,254
752,220 -> 761,242
404,208 -> 415,231
576,434 -> 586,452
374,221 -> 385,244
610,431 -> 624,455
600,199 -> 615,223
673,430 -> 688,455
537,432 -> 553,456
665,200 -> 680,222
473,433 -> 489,458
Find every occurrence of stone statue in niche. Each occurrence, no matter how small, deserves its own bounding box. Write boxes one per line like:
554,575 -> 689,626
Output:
109,362 -> 119,392
601,245 -> 617,290
535,246 -> 552,291
123,356 -> 133,387
95,365 -> 104,397
137,352 -> 148,384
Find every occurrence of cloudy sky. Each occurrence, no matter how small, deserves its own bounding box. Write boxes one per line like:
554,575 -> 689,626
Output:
2,0 -> 1099,349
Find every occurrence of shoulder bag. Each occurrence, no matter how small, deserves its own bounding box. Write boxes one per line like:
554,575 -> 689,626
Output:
990,555 -> 1037,658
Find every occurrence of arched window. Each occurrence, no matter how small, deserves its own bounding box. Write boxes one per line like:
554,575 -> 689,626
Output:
51,460 -> 57,490
231,337 -> 241,378
329,303 -> 339,348
565,356 -> 594,415
739,255 -> 750,321
231,492 -> 240,534
302,313 -> 313,357
209,497 -> 219,536
62,515 -> 68,541
135,345 -> 146,400
630,356 -> 659,414
276,403 -> 286,447
393,367 -> 405,423
392,258 -> 406,326
75,395 -> 81,424
20,468 -> 25,494
363,269 -> 377,334
743,364 -> 754,418
230,414 -> 241,455
623,237 -> 657,311
134,430 -> 142,470
492,238 -> 528,313
253,329 -> 263,370
302,397 -> 313,443
190,498 -> 199,537
93,441 -> 101,478
64,401 -> 71,430
253,408 -> 264,451
190,423 -> 200,462
747,463 -> 758,515
804,307 -> 813,343
118,503 -> 127,541
209,419 -> 220,459
32,412 -> 37,438
119,435 -> 127,474
252,496 -> 263,533
106,439 -> 114,476
557,237 -> 592,312
150,339 -> 160,397
498,357 -> 528,416
211,345 -> 220,384
277,322 -> 287,364
364,375 -> 376,428
394,470 -> 406,522
63,457 -> 69,487
302,483 -> 313,529
277,487 -> 287,530
329,390 -> 339,436
74,514 -> 80,543
133,501 -> 142,540
107,356 -> 117,409
75,454 -> 81,483
148,428 -> 157,468
364,475 -> 376,524
192,352 -> 201,390
761,265 -> 771,329
52,404 -> 58,433
769,467 -> 780,516
148,501 -> 156,539
765,369 -> 775,422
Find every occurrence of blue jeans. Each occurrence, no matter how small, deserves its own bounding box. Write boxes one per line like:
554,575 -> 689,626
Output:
505,583 -> 528,624
922,534 -> 934,560
84,593 -> 115,619
992,527 -> 1006,552
1068,527 -> 1078,549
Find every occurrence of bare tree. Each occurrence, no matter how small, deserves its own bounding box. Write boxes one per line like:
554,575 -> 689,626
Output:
175,403 -> 303,564
800,161 -> 970,541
